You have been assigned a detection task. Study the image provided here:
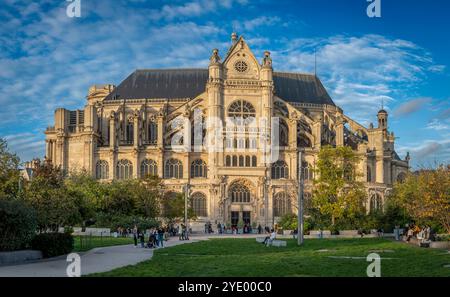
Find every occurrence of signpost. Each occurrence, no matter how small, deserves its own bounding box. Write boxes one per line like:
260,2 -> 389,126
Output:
297,151 -> 304,246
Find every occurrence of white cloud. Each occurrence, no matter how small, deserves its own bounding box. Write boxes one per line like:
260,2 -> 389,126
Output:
150,0 -> 248,21
425,119 -> 450,131
271,35 -> 444,125
233,16 -> 281,32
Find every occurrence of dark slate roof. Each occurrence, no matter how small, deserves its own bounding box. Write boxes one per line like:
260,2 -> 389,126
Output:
104,69 -> 335,106
273,72 -> 334,105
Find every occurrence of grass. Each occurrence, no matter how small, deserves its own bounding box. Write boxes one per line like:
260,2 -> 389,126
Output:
91,238 -> 450,277
73,236 -> 132,252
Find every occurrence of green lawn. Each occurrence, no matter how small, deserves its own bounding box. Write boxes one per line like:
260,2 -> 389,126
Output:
91,238 -> 450,277
73,236 -> 132,252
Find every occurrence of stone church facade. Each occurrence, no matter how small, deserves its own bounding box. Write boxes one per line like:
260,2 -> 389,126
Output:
44,34 -> 409,229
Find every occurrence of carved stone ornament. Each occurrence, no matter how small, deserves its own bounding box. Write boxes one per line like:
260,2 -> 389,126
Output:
210,49 -> 221,64
262,51 -> 272,67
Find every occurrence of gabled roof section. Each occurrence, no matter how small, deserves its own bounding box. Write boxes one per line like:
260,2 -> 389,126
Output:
104,69 -> 335,106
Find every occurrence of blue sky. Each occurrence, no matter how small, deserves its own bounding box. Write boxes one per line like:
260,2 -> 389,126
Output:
0,0 -> 449,168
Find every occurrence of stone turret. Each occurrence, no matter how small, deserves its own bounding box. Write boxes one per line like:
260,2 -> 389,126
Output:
377,109 -> 388,130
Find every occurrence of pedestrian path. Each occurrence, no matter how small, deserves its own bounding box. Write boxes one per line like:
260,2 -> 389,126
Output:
0,238 -> 207,277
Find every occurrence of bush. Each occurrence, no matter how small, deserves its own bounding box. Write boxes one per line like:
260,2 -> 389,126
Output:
0,199 -> 37,251
93,212 -> 159,231
31,233 -> 74,258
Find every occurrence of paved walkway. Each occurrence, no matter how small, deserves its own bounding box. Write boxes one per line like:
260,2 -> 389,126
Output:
0,237 -> 208,277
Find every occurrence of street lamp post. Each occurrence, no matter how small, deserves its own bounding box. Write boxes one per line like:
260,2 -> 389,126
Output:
297,150 -> 304,246
184,183 -> 190,240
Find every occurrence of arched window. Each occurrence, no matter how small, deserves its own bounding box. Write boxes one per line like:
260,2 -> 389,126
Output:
300,162 -> 313,180
273,192 -> 291,217
252,156 -> 257,167
191,159 -> 207,178
369,193 -> 383,213
271,160 -> 288,179
367,166 -> 373,183
232,156 -> 238,167
147,120 -> 157,145
397,172 -> 406,183
96,160 -> 109,180
165,159 -> 183,179
225,155 -> 231,166
239,155 -> 244,167
141,159 -> 157,177
125,121 -> 134,144
228,100 -> 256,125
191,192 -> 207,217
116,159 -> 133,179
245,156 -> 251,167
230,182 -> 251,203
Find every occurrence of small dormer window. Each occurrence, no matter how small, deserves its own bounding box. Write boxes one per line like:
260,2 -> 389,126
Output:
234,60 -> 248,73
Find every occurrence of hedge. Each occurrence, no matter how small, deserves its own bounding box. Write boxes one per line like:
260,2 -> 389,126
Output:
0,199 -> 37,251
31,233 -> 74,258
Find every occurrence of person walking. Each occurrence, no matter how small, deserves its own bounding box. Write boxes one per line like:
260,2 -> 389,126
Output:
132,225 -> 138,247
157,228 -> 164,248
179,224 -> 184,240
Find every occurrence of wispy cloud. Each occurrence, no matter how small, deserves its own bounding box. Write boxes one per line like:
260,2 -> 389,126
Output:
425,119 -> 450,131
233,16 -> 281,32
397,139 -> 450,167
394,97 -> 432,117
270,35 -> 444,124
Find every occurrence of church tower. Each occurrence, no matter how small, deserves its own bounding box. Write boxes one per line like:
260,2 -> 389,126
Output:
377,109 -> 388,130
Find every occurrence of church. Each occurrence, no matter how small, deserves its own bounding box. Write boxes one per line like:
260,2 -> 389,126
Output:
44,33 -> 410,230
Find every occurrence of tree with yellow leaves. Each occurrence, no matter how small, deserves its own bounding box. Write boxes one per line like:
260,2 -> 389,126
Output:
391,165 -> 450,233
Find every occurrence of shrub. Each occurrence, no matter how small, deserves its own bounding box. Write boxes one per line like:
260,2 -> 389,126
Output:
93,213 -> 159,231
0,199 -> 37,251
31,233 -> 74,258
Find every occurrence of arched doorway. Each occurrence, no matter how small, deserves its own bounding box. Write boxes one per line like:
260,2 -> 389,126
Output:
228,179 -> 254,231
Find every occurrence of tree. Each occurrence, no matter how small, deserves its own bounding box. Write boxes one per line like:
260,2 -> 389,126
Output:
313,145 -> 367,226
24,161 -> 81,231
0,138 -> 21,199
134,175 -> 163,218
65,170 -> 104,225
390,165 -> 450,233
161,192 -> 195,222
99,180 -> 136,216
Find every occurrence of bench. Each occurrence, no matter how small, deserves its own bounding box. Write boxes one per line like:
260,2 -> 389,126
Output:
270,240 -> 287,247
256,237 -> 266,243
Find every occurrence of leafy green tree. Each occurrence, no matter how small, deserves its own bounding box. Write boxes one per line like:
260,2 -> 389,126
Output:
24,161 -> 81,231
161,192 -> 195,222
65,170 -> 105,224
134,175 -> 163,218
313,145 -> 367,226
99,180 -> 136,216
0,138 -> 21,199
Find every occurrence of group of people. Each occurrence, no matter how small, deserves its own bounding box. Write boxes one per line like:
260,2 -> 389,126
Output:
132,226 -> 166,249
405,224 -> 435,243
207,222 -> 267,235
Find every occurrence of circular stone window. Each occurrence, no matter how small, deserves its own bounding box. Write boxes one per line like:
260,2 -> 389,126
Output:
234,60 -> 248,73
